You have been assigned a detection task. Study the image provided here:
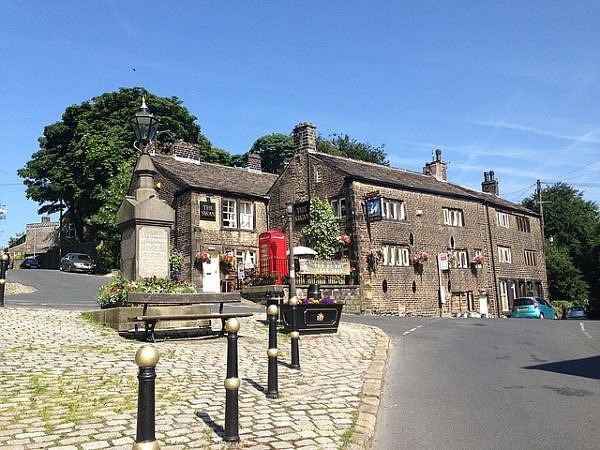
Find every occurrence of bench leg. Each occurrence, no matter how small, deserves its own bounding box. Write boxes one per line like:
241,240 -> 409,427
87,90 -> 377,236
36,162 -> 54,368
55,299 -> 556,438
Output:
144,320 -> 158,343
219,318 -> 227,337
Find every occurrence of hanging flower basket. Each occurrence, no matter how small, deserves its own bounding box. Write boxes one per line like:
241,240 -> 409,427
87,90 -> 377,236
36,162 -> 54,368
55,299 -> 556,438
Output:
220,253 -> 236,273
471,255 -> 485,272
413,251 -> 430,265
194,251 -> 211,269
338,234 -> 352,246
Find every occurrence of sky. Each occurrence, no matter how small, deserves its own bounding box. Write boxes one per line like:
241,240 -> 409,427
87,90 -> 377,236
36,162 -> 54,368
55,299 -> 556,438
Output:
1,0 -> 599,248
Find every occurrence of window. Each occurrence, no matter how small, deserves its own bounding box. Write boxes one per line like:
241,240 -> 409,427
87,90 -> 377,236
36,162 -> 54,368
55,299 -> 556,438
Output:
222,199 -> 237,228
448,249 -> 468,268
382,245 -> 410,266
239,201 -> 253,230
66,223 -> 76,238
500,281 -> 509,311
443,208 -> 464,227
235,249 -> 257,270
524,250 -> 537,266
497,212 -> 510,228
315,169 -> 322,183
382,199 -> 406,221
498,246 -> 512,263
516,216 -> 531,233
330,198 -> 347,218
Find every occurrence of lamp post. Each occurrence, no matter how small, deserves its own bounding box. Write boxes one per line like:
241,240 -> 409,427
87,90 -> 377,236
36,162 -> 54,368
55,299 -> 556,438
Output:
286,201 -> 300,370
130,97 -> 160,153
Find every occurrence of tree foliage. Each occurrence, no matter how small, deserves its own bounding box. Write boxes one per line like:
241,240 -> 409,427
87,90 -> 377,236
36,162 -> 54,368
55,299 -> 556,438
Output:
246,132 -> 389,174
18,87 -> 211,267
301,197 -> 340,259
522,182 -> 600,310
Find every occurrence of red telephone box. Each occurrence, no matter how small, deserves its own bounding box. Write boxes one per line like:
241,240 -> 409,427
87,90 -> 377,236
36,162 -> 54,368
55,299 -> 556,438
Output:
259,231 -> 288,284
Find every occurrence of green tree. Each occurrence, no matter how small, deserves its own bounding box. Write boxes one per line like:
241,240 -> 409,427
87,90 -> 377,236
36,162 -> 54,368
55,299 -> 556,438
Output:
249,133 -> 295,173
301,197 -> 340,259
18,87 -> 215,267
317,134 -> 389,165
522,182 -> 600,310
544,243 -> 590,304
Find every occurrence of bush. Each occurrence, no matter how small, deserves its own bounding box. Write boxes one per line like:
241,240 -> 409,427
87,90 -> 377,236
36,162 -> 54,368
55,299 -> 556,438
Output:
96,276 -> 196,307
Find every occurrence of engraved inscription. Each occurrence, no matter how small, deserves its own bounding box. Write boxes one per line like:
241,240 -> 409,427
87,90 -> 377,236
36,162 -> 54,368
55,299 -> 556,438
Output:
138,226 -> 169,278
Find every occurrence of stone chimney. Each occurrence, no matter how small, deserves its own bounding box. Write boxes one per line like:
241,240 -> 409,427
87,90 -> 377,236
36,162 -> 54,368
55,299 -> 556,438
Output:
169,139 -> 200,160
41,216 -> 51,223
423,149 -> 447,181
293,122 -> 317,153
482,171 -> 499,195
245,152 -> 262,173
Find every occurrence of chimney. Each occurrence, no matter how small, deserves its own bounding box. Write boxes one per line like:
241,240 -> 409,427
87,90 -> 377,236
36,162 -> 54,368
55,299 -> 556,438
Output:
423,149 -> 447,181
482,171 -> 499,195
41,216 -> 50,223
245,152 -> 262,173
169,139 -> 200,160
293,122 -> 317,154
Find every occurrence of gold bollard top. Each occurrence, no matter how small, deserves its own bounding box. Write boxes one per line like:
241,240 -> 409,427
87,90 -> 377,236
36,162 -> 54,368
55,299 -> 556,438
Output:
267,304 -> 279,316
135,345 -> 160,368
225,317 -> 240,333
288,296 -> 298,306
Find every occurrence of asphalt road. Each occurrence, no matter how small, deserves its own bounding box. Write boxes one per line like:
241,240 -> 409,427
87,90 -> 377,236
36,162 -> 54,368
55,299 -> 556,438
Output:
3,268 -> 111,309
347,315 -> 600,450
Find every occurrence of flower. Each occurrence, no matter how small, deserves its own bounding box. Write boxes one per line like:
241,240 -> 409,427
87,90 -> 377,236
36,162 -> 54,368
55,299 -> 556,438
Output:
299,296 -> 336,304
367,248 -> 383,273
338,234 -> 352,246
169,247 -> 184,281
96,276 -> 196,307
471,254 -> 485,265
196,251 -> 211,264
413,251 -> 430,264
220,253 -> 236,272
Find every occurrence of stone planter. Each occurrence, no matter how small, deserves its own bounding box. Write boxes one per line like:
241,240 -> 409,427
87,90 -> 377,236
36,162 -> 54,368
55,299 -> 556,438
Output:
280,303 -> 344,334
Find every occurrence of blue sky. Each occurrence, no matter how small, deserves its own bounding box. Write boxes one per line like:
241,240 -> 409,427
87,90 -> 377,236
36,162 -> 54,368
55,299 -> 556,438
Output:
1,1 -> 599,247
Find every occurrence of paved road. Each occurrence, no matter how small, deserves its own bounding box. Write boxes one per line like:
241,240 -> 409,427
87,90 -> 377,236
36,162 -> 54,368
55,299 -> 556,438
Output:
3,268 -> 111,309
348,315 -> 600,450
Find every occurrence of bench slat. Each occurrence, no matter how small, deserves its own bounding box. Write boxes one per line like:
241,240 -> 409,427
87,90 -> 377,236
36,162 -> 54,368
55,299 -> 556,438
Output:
129,313 -> 253,321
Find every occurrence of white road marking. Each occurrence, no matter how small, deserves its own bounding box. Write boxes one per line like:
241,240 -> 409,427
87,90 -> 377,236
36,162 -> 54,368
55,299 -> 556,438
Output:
580,322 -> 592,339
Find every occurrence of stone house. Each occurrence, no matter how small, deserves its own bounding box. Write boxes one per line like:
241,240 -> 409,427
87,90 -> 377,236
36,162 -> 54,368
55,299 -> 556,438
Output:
152,125 -> 547,317
267,123 -> 547,317
152,141 -> 278,292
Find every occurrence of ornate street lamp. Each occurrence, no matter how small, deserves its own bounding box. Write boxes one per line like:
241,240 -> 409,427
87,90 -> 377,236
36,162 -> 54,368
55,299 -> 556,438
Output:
130,97 -> 160,153
286,201 -> 300,369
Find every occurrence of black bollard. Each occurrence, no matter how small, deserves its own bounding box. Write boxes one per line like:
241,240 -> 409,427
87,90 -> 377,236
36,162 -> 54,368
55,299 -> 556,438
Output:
266,304 -> 279,399
0,253 -> 8,307
289,296 -> 300,370
133,345 -> 160,450
223,318 -> 240,442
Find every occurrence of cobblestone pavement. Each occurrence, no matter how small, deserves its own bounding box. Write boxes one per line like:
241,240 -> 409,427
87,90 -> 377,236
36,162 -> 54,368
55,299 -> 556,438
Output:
0,307 -> 389,450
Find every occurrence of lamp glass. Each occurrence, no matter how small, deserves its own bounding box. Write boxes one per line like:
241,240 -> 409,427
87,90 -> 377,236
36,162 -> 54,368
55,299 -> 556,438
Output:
286,202 -> 293,215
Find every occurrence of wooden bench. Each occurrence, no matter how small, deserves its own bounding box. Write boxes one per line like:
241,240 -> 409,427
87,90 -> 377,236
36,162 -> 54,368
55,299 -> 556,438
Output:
127,292 -> 253,342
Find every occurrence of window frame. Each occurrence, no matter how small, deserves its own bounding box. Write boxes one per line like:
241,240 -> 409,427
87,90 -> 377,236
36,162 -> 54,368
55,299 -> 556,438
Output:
497,211 -> 510,228
382,199 -> 406,221
524,249 -> 537,266
221,198 -> 237,229
442,207 -> 464,227
498,245 -> 512,264
239,200 -> 254,230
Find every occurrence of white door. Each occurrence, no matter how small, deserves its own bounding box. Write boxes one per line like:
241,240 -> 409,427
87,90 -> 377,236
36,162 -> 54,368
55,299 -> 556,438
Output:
202,258 -> 220,293
479,296 -> 488,316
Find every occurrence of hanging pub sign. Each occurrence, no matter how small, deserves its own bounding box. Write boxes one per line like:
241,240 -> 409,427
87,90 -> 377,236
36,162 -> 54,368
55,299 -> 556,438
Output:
199,201 -> 216,221
294,201 -> 310,225
365,196 -> 382,222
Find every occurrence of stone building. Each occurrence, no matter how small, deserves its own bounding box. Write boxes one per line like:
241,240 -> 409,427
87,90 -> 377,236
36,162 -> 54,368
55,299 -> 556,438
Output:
151,125 -> 547,317
267,123 -> 547,317
151,141 -> 278,292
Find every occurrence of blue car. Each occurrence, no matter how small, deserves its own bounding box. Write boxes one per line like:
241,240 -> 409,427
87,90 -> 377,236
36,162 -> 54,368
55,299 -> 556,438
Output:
511,296 -> 558,320
20,257 -> 40,269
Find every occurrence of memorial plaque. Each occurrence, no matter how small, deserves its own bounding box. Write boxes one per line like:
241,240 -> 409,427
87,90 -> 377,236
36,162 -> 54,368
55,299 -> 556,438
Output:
138,226 -> 169,278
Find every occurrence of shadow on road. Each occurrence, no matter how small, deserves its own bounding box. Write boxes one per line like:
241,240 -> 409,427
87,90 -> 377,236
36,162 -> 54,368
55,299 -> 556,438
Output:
525,355 -> 600,380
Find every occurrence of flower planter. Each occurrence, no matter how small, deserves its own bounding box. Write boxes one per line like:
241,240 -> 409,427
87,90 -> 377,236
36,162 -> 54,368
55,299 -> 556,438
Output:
280,303 -> 344,334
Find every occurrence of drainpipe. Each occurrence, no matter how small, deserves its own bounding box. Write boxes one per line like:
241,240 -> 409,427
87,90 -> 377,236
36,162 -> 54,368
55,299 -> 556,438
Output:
484,202 -> 501,316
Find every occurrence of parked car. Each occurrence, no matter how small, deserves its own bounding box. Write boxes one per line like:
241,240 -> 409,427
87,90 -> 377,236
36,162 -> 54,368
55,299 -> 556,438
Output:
511,296 -> 558,320
59,253 -> 96,273
20,257 -> 40,269
563,305 -> 587,320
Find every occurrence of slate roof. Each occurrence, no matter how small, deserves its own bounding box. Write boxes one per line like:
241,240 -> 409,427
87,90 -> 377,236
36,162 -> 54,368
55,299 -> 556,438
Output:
312,152 -> 537,215
152,154 -> 279,199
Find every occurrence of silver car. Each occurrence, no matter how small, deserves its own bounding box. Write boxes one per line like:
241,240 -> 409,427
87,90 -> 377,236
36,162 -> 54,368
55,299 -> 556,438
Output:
59,253 -> 96,273
564,305 -> 587,320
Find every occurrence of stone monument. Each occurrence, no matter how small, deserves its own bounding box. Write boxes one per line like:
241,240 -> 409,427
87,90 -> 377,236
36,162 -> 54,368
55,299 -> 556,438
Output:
116,153 -> 175,280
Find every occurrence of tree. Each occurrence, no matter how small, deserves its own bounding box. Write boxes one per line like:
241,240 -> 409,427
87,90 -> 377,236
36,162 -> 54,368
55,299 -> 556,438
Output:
301,197 -> 340,259
544,243 -> 590,304
18,87 -> 214,268
317,134 -> 389,166
249,133 -> 295,173
521,182 -> 600,310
